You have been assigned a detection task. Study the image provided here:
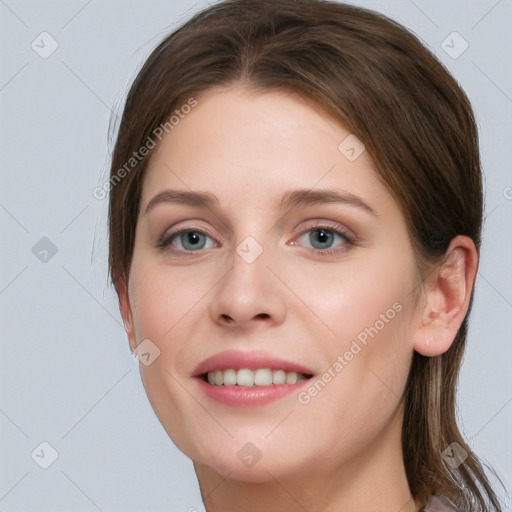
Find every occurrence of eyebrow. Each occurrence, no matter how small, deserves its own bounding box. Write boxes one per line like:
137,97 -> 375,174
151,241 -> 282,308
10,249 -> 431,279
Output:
144,188 -> 377,216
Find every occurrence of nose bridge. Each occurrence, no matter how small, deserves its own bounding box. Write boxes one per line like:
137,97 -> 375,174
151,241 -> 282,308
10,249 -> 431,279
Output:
209,231 -> 286,327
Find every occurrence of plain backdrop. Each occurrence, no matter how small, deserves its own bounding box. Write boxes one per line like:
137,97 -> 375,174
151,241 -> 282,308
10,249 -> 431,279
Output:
1,1 -> 511,510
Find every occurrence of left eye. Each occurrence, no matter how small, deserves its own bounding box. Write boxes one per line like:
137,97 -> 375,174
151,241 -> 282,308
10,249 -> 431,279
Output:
294,227 -> 351,252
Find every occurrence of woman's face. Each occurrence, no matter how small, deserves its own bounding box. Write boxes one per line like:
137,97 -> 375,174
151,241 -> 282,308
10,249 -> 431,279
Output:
121,85 -> 422,483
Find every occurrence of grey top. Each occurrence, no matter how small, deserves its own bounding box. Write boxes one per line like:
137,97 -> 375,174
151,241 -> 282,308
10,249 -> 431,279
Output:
422,494 -> 459,511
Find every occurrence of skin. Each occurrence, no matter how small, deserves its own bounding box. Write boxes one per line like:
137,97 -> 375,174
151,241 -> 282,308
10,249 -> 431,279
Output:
118,85 -> 478,512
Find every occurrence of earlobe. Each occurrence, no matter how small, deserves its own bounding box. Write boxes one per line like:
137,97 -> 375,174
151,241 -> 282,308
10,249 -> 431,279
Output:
116,276 -> 137,354
412,235 -> 478,357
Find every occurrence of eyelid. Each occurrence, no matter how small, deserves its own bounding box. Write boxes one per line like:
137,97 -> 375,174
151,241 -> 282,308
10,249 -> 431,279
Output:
292,218 -> 356,241
159,222 -> 219,243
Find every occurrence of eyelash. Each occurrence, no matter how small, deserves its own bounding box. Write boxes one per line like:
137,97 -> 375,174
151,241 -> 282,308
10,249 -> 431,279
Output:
156,222 -> 356,257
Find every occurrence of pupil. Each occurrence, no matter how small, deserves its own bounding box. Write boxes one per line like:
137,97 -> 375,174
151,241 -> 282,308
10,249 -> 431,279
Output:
183,231 -> 204,250
312,229 -> 333,248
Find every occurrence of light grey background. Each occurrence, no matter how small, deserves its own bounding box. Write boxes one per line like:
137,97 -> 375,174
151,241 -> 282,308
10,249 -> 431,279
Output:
0,1 -> 511,511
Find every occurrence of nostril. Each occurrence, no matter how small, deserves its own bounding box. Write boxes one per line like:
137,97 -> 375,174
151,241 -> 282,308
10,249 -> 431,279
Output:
220,314 -> 236,325
218,313 -> 270,324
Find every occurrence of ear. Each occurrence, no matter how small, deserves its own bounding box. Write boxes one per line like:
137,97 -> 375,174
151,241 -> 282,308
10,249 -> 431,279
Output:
116,276 -> 137,354
412,235 -> 479,357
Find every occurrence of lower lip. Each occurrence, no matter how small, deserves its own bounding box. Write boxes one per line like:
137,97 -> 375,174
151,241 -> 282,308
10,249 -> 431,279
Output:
194,376 -> 311,407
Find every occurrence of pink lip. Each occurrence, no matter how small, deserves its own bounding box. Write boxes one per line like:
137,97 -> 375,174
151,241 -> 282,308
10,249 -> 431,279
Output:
191,350 -> 315,407
194,377 -> 310,407
192,349 -> 314,376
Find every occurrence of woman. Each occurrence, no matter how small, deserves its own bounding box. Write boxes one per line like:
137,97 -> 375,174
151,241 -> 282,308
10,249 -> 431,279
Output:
107,0 -> 505,510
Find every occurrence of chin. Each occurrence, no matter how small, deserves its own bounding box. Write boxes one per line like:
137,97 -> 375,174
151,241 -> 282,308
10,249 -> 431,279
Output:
193,452 -> 306,484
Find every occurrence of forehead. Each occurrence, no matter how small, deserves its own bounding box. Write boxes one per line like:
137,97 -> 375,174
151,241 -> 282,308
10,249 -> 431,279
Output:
140,85 -> 392,217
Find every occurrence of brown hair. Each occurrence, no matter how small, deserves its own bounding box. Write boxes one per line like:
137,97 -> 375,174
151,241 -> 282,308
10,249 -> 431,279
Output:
107,0 -> 505,509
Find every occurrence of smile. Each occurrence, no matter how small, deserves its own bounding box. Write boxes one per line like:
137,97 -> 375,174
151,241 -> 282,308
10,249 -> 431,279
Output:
192,350 -> 315,406
204,368 -> 309,386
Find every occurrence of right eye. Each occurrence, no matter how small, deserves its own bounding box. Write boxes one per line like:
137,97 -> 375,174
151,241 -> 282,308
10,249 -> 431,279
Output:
157,228 -> 217,255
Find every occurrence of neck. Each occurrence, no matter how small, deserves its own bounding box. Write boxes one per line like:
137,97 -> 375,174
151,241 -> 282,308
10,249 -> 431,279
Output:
193,402 -> 420,512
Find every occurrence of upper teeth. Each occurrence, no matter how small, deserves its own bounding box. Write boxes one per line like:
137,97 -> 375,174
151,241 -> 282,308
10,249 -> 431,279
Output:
206,368 -> 307,386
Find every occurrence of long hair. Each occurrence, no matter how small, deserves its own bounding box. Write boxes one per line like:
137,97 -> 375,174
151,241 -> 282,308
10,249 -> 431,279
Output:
107,1 -> 504,508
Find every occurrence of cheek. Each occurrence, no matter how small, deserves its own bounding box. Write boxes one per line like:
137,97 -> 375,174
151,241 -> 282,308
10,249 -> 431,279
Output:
128,259 -> 223,384
127,261 -> 213,458
129,262 -> 203,343
295,249 -> 415,347
294,244 -> 416,424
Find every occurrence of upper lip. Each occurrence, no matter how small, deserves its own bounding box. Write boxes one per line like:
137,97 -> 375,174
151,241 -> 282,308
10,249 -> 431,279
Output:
192,350 -> 314,377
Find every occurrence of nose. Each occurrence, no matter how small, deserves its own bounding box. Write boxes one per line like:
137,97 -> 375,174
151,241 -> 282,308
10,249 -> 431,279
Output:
209,243 -> 287,329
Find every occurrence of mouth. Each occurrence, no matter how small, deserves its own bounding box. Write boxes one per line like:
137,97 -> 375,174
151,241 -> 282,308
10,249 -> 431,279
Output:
199,368 -> 313,387
192,350 -> 315,406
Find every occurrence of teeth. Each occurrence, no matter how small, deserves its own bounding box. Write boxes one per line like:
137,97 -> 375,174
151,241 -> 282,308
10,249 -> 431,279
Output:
205,368 -> 308,386
272,369 -> 286,385
237,368 -> 254,386
286,371 -> 298,384
223,368 -> 237,386
254,368 -> 272,386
